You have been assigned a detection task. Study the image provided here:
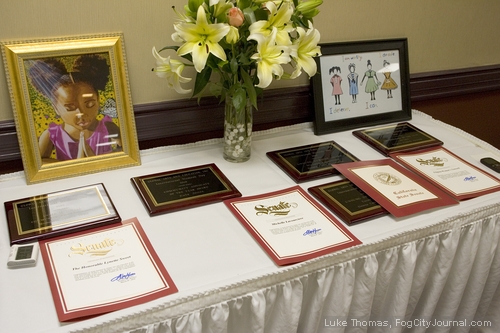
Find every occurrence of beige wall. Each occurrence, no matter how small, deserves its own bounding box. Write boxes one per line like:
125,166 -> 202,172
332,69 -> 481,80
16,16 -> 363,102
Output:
1,0 -> 499,121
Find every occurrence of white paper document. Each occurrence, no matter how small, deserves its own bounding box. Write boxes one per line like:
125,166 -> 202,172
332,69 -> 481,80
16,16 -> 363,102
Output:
333,159 -> 458,217
351,164 -> 438,207
40,218 -> 177,321
393,147 -> 500,199
225,186 -> 361,265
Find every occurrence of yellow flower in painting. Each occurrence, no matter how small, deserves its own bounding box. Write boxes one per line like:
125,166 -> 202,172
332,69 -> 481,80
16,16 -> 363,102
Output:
174,6 -> 230,72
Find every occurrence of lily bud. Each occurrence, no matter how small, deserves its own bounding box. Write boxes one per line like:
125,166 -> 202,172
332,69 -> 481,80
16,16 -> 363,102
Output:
296,0 -> 323,19
228,7 -> 245,27
226,26 -> 240,44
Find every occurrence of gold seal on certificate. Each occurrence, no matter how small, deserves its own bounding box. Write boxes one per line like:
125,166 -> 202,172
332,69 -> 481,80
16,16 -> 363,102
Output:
131,163 -> 241,215
224,186 -> 361,265
4,183 -> 121,245
266,141 -> 359,182
352,122 -> 443,156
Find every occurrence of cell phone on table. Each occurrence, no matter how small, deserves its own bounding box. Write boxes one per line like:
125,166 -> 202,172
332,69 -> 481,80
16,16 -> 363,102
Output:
480,157 -> 500,173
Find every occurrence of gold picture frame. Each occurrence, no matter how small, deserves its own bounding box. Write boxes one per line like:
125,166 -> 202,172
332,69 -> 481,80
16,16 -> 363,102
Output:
1,33 -> 140,184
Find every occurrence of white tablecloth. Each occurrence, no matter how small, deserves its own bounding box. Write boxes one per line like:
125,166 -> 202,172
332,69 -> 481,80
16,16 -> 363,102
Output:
1,110 -> 499,333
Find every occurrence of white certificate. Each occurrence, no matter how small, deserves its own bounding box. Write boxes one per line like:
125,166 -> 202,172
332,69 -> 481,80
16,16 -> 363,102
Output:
392,147 -> 500,200
224,186 -> 361,265
39,218 -> 177,321
333,159 -> 458,217
350,165 -> 438,207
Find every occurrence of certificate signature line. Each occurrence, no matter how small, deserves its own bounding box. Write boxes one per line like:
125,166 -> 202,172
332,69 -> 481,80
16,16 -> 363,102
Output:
303,228 -> 322,236
110,272 -> 136,282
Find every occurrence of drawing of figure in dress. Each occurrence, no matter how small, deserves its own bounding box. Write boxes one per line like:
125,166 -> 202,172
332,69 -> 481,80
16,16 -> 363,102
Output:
380,60 -> 398,98
329,66 -> 343,105
360,60 -> 381,101
346,63 -> 359,103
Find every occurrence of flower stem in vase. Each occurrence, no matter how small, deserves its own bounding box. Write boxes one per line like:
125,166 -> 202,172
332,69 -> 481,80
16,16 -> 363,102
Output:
223,95 -> 252,163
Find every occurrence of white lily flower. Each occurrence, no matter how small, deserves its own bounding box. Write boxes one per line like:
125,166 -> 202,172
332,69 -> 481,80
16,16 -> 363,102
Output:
249,1 -> 294,46
248,28 -> 291,88
174,6 -> 230,72
152,47 -> 192,94
152,0 -> 323,99
291,22 -> 321,78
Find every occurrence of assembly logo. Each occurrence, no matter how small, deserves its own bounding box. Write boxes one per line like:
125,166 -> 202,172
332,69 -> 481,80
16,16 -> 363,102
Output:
416,157 -> 447,167
69,238 -> 124,257
254,201 -> 298,216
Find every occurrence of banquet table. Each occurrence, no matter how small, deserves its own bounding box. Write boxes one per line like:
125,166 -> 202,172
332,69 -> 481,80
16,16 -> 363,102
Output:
1,110 -> 499,333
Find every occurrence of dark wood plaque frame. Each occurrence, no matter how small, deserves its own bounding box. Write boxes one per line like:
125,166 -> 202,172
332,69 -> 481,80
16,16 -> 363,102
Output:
5,183 -> 121,245
266,141 -> 359,182
131,163 -> 241,216
352,122 -> 443,156
308,179 -> 387,225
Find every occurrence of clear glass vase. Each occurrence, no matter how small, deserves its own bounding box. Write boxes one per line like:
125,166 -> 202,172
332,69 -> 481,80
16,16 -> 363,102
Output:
223,95 -> 253,163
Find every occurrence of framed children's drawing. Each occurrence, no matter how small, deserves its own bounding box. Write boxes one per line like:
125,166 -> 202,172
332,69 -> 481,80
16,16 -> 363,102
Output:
1,33 -> 140,184
311,38 -> 411,135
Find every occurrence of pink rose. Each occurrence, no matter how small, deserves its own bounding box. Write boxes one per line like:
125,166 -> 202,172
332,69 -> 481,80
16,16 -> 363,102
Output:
228,7 -> 244,27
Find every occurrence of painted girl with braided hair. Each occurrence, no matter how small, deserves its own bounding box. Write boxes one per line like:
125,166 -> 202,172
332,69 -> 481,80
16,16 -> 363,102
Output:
27,54 -> 121,161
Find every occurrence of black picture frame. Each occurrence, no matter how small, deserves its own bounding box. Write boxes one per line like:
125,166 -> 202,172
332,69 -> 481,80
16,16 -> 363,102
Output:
311,38 -> 411,135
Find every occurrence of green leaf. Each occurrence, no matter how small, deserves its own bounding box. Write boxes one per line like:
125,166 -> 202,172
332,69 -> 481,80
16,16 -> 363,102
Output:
237,53 -> 252,66
230,57 -> 239,75
188,0 -> 204,13
193,66 -> 212,97
232,88 -> 247,113
217,59 -> 229,71
209,82 -> 223,97
237,0 -> 252,10
242,7 -> 256,25
206,54 -> 219,70
240,68 -> 258,110
254,8 -> 268,21
181,53 -> 193,63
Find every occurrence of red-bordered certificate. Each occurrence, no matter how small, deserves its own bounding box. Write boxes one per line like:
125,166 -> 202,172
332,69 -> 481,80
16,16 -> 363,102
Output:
39,218 -> 177,322
391,147 -> 500,200
333,159 -> 458,217
224,186 -> 361,265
